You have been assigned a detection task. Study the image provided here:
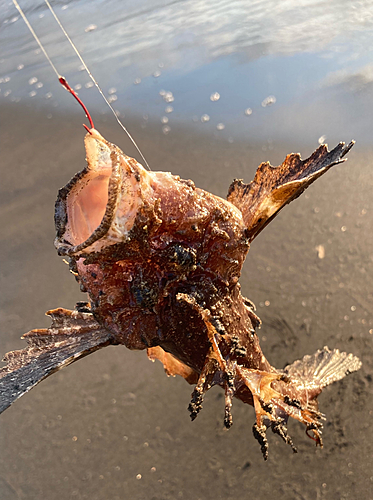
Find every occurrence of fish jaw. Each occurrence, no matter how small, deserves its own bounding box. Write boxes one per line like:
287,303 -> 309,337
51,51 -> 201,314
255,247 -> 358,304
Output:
54,130 -> 153,256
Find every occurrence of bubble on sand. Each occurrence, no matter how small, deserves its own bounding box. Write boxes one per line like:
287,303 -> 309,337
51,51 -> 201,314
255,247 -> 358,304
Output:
244,108 -> 252,116
134,78 -> 141,85
261,95 -> 276,107
162,125 -> 171,134
318,135 -> 327,144
210,92 -> 220,102
165,106 -> 173,113
201,114 -> 210,122
108,87 -> 117,95
85,24 -> 97,33
216,123 -> 225,130
161,116 -> 169,124
315,245 -> 325,259
161,91 -> 174,103
28,77 -> 38,85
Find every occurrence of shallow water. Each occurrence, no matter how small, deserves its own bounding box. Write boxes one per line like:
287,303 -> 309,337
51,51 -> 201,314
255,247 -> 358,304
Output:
2,0 -> 373,144
1,1 -> 373,499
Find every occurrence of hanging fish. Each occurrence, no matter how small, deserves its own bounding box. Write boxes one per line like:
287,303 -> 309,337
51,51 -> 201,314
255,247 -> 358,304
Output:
3,0 -> 362,461
0,85 -> 360,458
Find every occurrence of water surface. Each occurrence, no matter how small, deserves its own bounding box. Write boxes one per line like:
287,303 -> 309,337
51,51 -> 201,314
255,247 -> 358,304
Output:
2,0 -> 373,144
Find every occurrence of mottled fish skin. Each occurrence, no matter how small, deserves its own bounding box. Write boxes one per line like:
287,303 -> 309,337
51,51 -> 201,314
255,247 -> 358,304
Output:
0,131 -> 361,460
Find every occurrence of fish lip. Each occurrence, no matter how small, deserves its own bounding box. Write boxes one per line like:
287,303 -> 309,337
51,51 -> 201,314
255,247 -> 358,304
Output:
54,135 -> 122,257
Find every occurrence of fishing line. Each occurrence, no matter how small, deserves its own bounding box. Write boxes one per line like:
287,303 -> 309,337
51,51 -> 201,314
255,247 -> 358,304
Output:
12,0 -> 151,171
43,0 -> 151,170
12,0 -> 60,79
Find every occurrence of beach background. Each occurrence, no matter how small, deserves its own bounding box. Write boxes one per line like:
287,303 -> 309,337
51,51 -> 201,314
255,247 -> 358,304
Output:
0,1 -> 372,498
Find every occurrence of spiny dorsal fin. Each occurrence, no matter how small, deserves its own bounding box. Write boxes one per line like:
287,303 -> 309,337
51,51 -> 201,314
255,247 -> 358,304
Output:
227,142 -> 354,242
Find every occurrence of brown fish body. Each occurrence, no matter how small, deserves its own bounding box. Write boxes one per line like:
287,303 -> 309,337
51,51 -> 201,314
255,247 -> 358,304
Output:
69,162 -> 262,361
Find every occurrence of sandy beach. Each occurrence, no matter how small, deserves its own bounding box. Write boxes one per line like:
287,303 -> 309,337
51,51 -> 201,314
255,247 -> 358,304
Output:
0,101 -> 372,499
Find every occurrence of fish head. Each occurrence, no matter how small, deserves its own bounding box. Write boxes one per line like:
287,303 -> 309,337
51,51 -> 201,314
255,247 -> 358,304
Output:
54,129 -> 152,257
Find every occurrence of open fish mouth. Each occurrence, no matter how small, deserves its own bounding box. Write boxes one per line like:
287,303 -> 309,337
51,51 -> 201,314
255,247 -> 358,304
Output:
54,129 -> 151,256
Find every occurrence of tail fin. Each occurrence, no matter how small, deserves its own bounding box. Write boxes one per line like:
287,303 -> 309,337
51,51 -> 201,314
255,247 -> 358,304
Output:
0,307 -> 113,414
272,346 -> 362,450
283,346 -> 362,393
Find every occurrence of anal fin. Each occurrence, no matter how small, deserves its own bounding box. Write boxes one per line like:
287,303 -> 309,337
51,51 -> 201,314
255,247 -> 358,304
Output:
147,346 -> 199,384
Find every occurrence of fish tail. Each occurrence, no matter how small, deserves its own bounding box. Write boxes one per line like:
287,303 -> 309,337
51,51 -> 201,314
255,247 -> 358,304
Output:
283,346 -> 362,392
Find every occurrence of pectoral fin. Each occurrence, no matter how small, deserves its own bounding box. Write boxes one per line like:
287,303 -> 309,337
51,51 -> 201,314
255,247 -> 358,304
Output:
227,142 -> 354,242
0,307 -> 113,414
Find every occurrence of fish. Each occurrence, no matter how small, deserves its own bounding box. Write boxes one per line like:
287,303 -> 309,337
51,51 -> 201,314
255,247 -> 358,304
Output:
0,112 -> 361,459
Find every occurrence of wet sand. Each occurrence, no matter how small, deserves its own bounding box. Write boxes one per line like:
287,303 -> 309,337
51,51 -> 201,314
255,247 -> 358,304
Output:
0,104 -> 372,499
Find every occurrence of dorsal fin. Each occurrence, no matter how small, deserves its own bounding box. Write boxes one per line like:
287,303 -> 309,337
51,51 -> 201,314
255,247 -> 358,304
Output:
227,142 -> 354,242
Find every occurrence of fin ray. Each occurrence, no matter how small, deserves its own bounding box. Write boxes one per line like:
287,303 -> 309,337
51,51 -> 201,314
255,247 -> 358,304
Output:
227,142 -> 354,241
283,346 -> 362,390
0,308 -> 113,414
